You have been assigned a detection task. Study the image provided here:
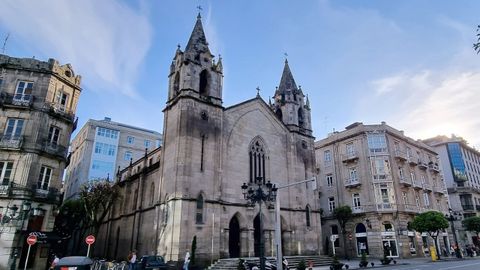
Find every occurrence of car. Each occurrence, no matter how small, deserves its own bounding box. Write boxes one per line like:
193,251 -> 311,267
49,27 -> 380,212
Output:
139,255 -> 169,270
53,256 -> 93,270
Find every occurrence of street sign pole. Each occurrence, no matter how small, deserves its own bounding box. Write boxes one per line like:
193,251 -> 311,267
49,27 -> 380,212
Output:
24,245 -> 31,270
85,235 -> 95,257
330,235 -> 337,256
24,235 -> 37,270
87,244 -> 91,257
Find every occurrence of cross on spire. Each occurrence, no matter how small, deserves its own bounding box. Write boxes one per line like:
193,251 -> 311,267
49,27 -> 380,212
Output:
197,5 -> 203,18
256,86 -> 261,97
284,52 -> 288,63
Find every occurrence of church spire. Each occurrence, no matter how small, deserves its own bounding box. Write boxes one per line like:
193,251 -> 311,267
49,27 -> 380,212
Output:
277,59 -> 298,94
185,13 -> 211,55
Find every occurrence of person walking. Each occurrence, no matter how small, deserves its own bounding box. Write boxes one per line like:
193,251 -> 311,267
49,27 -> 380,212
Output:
128,250 -> 137,270
183,251 -> 190,270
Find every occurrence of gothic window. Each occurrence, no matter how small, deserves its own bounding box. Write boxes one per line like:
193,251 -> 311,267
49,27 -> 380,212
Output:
196,194 -> 204,224
199,70 -> 208,96
298,108 -> 304,127
249,138 -> 267,184
306,205 -> 311,227
173,72 -> 180,95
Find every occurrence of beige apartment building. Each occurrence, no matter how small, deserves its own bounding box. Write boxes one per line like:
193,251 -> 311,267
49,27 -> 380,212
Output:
0,54 -> 81,269
424,135 -> 480,248
63,117 -> 162,200
315,122 -> 450,259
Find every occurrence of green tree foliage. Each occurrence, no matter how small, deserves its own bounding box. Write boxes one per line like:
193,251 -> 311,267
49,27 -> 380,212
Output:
410,211 -> 449,259
80,179 -> 120,235
462,216 -> 480,236
333,205 -> 353,258
52,199 -> 87,255
474,25 -> 480,54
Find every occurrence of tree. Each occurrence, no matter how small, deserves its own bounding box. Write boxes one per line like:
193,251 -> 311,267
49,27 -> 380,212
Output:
190,235 -> 197,266
333,205 -> 353,259
462,216 -> 480,237
80,179 -> 120,236
474,25 -> 480,54
52,199 -> 87,255
410,211 -> 449,259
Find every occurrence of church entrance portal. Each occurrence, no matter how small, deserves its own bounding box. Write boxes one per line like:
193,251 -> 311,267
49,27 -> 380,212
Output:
229,216 -> 241,258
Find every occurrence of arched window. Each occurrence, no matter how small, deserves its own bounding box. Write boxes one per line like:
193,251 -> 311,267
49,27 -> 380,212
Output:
306,205 -> 311,227
275,108 -> 283,121
199,70 -> 208,96
173,72 -> 180,95
196,194 -> 204,224
249,138 -> 267,184
298,108 -> 304,127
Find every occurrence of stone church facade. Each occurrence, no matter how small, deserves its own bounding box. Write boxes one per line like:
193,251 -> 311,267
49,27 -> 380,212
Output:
95,14 -> 322,263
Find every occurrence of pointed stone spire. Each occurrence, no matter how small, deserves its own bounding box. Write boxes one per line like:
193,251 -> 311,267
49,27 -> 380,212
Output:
306,94 -> 310,108
185,13 -> 211,55
216,54 -> 223,73
277,59 -> 298,94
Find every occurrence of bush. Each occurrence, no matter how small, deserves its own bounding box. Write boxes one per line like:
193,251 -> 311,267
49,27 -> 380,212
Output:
297,259 -> 306,270
359,252 -> 368,268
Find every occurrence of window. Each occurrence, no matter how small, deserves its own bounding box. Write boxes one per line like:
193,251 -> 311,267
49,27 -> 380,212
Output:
196,194 -> 204,224
421,174 -> 426,184
371,158 -> 390,179
346,143 -> 355,156
4,118 -> 24,139
415,193 -> 420,207
96,127 -> 119,139
156,139 -> 162,148
144,140 -> 151,148
423,193 -> 430,207
326,174 -> 334,187
349,168 -> 358,180
15,81 -> 33,100
381,188 -> 389,203
37,166 -> 52,190
55,91 -> 69,109
48,126 -> 60,145
399,167 -> 405,180
324,150 -> 332,165
124,151 -> 132,161
0,161 -> 13,185
353,193 -> 361,210
367,133 -> 387,153
94,142 -> 116,156
306,205 -> 311,227
249,138 -> 267,183
410,171 -> 416,184
127,136 -> 135,144
199,70 -> 208,96
328,197 -> 336,212
132,189 -> 138,210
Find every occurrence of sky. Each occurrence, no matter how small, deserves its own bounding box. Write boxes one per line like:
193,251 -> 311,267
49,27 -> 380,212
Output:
1,0 -> 479,148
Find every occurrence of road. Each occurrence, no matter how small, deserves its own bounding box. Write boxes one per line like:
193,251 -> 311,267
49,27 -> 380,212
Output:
315,258 -> 480,270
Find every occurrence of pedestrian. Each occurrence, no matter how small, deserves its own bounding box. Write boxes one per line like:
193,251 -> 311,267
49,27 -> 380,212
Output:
282,257 -> 289,270
128,250 -> 137,270
183,251 -> 190,270
450,245 -> 455,256
442,246 -> 448,257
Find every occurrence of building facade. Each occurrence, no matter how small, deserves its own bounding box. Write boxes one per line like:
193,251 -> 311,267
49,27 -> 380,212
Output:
424,135 -> 480,247
63,117 -> 162,199
0,54 -> 81,269
95,14 -> 321,264
315,122 -> 450,258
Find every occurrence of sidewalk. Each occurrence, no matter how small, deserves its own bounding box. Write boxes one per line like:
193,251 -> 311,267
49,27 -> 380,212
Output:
311,256 -> 480,270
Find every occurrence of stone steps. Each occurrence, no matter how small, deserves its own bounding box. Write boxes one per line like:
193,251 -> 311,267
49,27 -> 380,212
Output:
208,256 -> 334,270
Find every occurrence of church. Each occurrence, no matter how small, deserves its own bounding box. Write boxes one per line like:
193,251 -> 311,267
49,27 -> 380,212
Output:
95,14 -> 322,264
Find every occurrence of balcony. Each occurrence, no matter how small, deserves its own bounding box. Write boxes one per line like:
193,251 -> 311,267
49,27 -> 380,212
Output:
0,184 -> 10,196
403,204 -> 418,213
352,206 -> 364,214
428,163 -> 440,173
31,186 -> 62,203
394,150 -> 407,161
44,102 -> 75,122
373,174 -> 392,183
433,185 -> 445,194
0,92 -> 34,108
422,182 -> 432,191
342,151 -> 359,163
418,160 -> 428,170
345,177 -> 361,188
41,141 -> 68,158
399,177 -> 412,186
407,157 -> 418,166
377,203 -> 397,212
412,181 -> 423,189
462,204 -> 475,211
0,135 -> 24,149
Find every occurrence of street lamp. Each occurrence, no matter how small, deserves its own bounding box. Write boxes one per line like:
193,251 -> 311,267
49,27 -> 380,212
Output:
445,208 -> 462,258
241,177 -> 277,270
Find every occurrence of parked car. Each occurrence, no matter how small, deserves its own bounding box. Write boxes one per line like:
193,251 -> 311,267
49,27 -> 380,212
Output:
139,255 -> 169,270
54,256 -> 93,270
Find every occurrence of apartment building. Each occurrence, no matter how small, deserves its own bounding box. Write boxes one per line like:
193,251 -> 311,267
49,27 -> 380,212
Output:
315,122 -> 449,258
63,117 -> 162,199
424,135 -> 480,247
0,54 -> 81,269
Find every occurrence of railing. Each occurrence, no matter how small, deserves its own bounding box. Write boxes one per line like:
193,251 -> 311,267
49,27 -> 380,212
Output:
31,186 -> 62,203
407,156 -> 418,166
0,92 -> 34,107
44,102 -> 75,122
418,160 -> 428,170
433,185 -> 445,194
352,206 -> 364,213
345,177 -> 361,187
376,203 -> 397,211
462,204 -> 475,211
0,184 -> 10,196
0,135 -> 24,149
422,182 -> 432,191
399,177 -> 411,186
41,141 -> 68,157
372,174 -> 392,183
403,204 -> 418,212
412,181 -> 422,189
394,150 -> 407,161
342,151 -> 359,163
428,163 -> 440,173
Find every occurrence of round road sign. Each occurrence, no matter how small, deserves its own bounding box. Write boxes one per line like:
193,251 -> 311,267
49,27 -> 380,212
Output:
26,235 -> 37,245
85,235 -> 96,245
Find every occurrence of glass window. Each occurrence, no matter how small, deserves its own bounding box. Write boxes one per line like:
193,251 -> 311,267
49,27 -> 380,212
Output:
48,126 -> 60,145
423,193 -> 430,207
4,118 -> 24,139
94,142 -> 116,156
0,161 -> 13,185
144,140 -> 151,148
371,158 -> 390,179
249,139 -> 266,183
399,167 -> 405,180
326,174 -> 334,187
324,150 -> 332,164
349,167 -> 357,180
124,151 -> 132,161
96,127 -> 119,139
55,91 -> 69,108
15,81 -> 33,100
127,136 -> 135,144
328,197 -> 336,212
402,192 -> 408,204
447,143 -> 467,181
346,143 -> 355,156
367,133 -> 387,153
353,193 -> 361,209
156,139 -> 162,148
37,166 -> 52,190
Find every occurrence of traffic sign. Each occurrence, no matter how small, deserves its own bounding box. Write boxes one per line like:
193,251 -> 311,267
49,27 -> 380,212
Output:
26,235 -> 37,245
330,235 -> 338,242
85,235 -> 95,245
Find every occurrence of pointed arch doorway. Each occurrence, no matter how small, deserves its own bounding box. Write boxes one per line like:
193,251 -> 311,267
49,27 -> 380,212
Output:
229,216 -> 241,258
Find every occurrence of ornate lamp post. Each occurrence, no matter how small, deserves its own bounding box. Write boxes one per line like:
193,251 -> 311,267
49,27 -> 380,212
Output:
241,177 -> 277,270
445,208 -> 462,258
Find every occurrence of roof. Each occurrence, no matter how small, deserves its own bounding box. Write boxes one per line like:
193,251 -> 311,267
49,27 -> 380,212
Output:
56,256 -> 93,266
276,59 -> 298,95
185,14 -> 211,55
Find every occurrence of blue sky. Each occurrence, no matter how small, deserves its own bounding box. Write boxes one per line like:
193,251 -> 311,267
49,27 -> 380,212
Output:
1,0 -> 479,147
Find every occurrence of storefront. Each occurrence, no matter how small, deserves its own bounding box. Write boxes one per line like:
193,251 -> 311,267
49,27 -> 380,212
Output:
381,223 -> 398,258
355,223 -> 369,256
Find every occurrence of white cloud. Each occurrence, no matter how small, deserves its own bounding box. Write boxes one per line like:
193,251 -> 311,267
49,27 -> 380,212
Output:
0,0 -> 152,97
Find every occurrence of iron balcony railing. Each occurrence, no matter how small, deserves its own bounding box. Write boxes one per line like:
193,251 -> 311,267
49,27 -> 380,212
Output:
0,135 -> 24,149
342,151 -> 359,163
345,177 -> 361,187
0,92 -> 34,107
41,141 -> 68,157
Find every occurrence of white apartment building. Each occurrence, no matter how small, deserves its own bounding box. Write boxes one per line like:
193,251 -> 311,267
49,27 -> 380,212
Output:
63,117 -> 162,199
424,135 -> 480,248
315,122 -> 450,258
